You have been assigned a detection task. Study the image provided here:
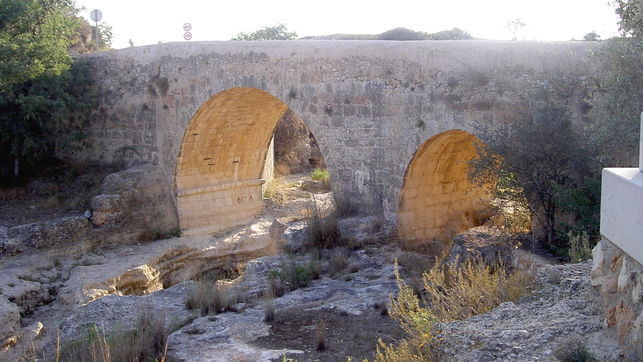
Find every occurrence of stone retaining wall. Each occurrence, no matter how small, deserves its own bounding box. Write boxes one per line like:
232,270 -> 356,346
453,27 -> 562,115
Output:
591,238 -> 643,360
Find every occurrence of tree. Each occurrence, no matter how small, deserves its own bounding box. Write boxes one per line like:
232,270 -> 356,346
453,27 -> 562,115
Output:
379,27 -> 427,40
583,31 -> 601,41
614,0 -> 643,38
587,0 -> 643,166
0,0 -> 80,92
427,28 -> 473,40
506,18 -> 526,40
469,92 -> 598,250
0,0 -> 97,182
232,24 -> 297,40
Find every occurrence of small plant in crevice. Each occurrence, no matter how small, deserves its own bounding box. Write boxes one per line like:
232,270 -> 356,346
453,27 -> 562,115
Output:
310,168 -> 330,185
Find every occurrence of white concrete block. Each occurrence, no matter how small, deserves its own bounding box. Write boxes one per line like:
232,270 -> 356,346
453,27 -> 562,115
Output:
600,168 -> 643,264
639,113 -> 642,172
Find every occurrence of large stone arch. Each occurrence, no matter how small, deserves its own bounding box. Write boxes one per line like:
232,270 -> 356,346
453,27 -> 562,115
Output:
175,87 -> 297,234
398,129 -> 492,245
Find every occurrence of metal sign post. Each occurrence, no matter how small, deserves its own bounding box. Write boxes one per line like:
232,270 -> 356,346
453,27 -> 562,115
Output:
90,9 -> 103,50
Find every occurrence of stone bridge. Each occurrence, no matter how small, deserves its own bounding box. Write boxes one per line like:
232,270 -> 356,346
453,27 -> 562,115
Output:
81,40 -> 596,241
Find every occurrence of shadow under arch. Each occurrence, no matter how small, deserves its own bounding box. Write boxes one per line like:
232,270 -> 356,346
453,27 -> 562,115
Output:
175,87 -> 308,235
398,129 -> 493,248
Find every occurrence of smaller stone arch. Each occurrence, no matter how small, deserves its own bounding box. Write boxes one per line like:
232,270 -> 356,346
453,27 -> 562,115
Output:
398,129 -> 493,246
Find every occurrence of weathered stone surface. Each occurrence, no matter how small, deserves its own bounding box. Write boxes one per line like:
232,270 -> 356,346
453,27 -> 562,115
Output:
167,307 -> 301,362
337,216 -> 386,245
90,210 -> 123,227
439,262 -> 624,361
0,297 -> 19,349
168,250 -> 396,361
57,218 -> 286,306
0,277 -> 52,317
90,164 -> 177,237
90,194 -> 123,213
3,216 -> 91,252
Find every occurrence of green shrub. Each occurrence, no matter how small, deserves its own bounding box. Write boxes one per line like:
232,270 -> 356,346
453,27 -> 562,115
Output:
269,260 -> 321,291
310,168 -> 330,184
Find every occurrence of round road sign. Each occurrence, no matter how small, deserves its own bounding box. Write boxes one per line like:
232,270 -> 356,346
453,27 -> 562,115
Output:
183,23 -> 192,32
184,32 -> 192,41
90,9 -> 102,22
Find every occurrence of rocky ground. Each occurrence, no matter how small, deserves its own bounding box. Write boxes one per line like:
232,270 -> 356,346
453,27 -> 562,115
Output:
0,174 -> 627,361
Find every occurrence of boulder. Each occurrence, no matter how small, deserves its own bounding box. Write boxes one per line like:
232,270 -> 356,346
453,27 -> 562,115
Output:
58,282 -> 197,342
5,216 -> 91,250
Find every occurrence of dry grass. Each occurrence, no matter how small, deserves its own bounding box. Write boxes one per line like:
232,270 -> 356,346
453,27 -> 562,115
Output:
185,280 -> 238,316
58,308 -> 170,362
375,258 -> 536,361
328,248 -> 350,277
263,287 -> 276,323
263,177 -> 297,204
304,196 -> 341,249
394,251 -> 436,297
315,322 -> 327,351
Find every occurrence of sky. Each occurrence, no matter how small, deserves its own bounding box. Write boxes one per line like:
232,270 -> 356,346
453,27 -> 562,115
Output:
75,0 -> 621,49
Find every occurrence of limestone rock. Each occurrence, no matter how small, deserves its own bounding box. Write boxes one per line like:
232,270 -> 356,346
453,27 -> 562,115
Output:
167,308 -> 302,362
337,216 -> 386,245
0,278 -> 51,317
0,297 -> 20,349
447,226 -> 515,265
438,262 -> 624,361
5,216 -> 91,251
90,194 -> 123,213
90,211 -> 123,227
301,180 -> 329,193
59,281 -> 197,341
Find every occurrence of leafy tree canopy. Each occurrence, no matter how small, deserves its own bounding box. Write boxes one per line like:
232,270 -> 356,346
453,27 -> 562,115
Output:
615,0 -> 643,38
583,31 -> 601,41
0,0 -> 80,93
232,24 -> 297,40
0,0 -> 101,183
379,27 -> 427,40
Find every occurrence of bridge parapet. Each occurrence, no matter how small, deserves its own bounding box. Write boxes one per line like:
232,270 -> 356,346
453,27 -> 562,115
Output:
591,113 -> 643,358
